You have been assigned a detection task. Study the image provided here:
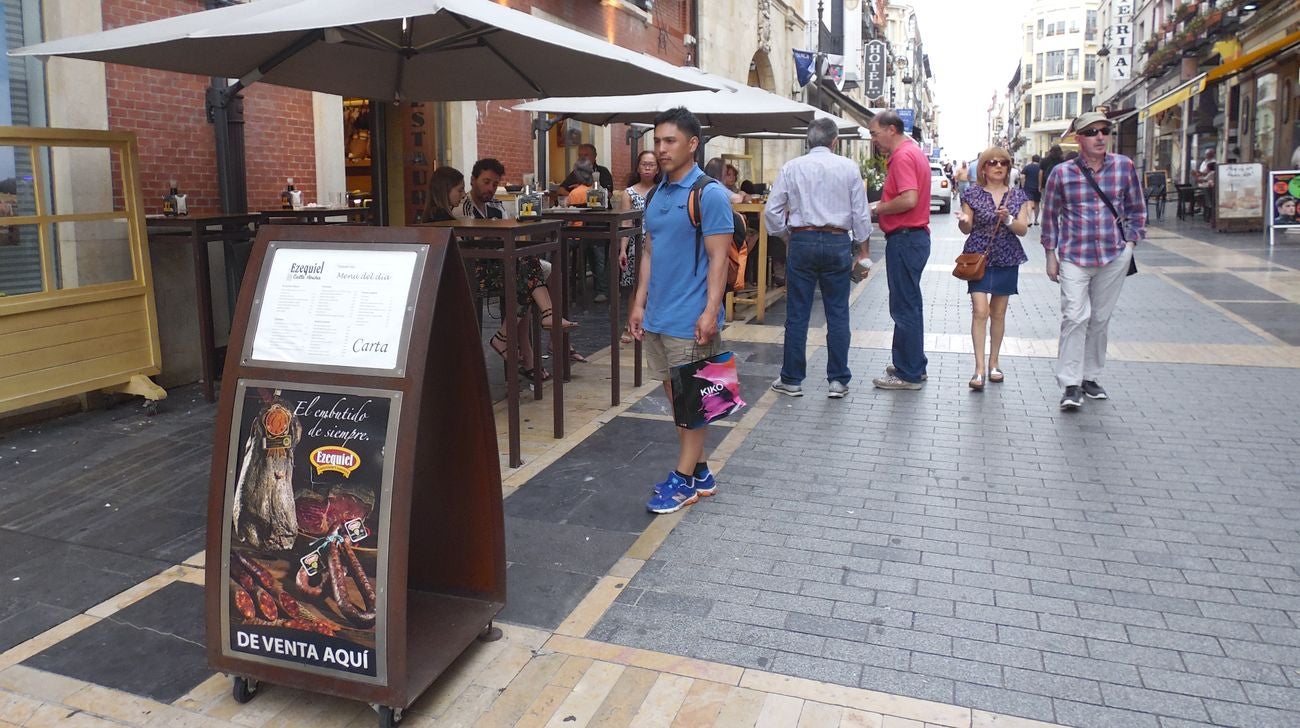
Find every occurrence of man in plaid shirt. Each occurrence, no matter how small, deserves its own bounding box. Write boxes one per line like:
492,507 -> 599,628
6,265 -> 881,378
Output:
1040,111 -> 1146,411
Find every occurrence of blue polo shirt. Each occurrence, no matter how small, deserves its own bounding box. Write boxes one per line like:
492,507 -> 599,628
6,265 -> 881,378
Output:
643,165 -> 734,339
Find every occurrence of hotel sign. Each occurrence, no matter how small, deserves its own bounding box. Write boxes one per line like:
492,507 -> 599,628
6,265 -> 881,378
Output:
864,40 -> 886,100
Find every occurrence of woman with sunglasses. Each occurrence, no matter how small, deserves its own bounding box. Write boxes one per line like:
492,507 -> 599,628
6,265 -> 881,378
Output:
618,150 -> 660,342
955,148 -> 1031,390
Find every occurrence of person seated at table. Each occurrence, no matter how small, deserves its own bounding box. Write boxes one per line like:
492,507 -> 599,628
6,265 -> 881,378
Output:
704,158 -> 750,203
458,158 -> 582,375
1197,148 -> 1217,187
424,166 -> 464,223
723,163 -> 751,201
565,163 -> 594,206
558,143 -> 614,193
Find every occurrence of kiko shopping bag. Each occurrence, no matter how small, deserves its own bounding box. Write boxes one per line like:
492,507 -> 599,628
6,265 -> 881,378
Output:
669,350 -> 746,429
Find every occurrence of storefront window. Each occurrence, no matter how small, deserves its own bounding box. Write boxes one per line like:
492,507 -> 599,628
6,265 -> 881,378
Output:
1255,73 -> 1277,166
0,0 -> 46,298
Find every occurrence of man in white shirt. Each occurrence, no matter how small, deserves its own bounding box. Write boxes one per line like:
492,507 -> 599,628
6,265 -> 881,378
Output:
764,118 -> 873,399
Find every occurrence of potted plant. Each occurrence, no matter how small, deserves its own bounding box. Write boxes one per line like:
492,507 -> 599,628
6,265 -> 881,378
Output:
1175,2 -> 1197,22
859,154 -> 887,202
1143,37 -> 1160,55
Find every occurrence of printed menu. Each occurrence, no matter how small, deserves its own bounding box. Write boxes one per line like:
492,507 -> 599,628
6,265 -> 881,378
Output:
251,248 -> 418,370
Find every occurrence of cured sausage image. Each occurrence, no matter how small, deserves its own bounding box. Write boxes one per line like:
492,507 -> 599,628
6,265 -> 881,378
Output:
231,393 -> 301,551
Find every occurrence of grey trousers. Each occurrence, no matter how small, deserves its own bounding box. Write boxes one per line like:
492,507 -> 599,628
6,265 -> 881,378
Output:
1055,244 -> 1133,389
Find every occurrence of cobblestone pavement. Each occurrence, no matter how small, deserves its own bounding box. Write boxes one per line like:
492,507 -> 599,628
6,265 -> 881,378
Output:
2,213 -> 1298,728
591,214 -> 1300,728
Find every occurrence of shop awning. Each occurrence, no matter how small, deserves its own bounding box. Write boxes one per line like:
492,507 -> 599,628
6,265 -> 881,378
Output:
1207,29 -> 1300,83
1139,74 -> 1207,121
817,80 -> 875,128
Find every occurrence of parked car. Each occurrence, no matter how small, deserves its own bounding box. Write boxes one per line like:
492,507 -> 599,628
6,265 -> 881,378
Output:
930,163 -> 952,213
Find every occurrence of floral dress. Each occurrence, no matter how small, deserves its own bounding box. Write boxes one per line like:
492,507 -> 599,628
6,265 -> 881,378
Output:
959,185 -> 1029,267
621,186 -> 648,288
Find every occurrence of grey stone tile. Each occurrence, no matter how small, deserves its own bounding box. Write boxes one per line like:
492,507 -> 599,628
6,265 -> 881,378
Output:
1101,683 -> 1210,722
953,683 -> 1057,724
1053,698 -> 1161,728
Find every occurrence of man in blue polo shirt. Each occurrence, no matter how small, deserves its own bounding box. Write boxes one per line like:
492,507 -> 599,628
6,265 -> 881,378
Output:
627,107 -> 734,514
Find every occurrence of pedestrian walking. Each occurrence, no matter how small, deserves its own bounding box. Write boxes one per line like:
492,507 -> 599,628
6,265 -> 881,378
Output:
626,107 -> 734,514
868,110 -> 931,390
1021,154 -> 1042,225
764,117 -> 873,399
956,147 -> 1031,390
1040,111 -> 1146,410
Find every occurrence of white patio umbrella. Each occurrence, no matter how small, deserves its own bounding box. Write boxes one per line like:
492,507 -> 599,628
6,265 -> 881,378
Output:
513,68 -> 858,138
10,0 -> 725,101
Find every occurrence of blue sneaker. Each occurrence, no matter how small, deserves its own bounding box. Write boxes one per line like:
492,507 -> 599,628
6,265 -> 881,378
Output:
646,472 -> 698,514
692,469 -> 717,496
651,469 -> 717,498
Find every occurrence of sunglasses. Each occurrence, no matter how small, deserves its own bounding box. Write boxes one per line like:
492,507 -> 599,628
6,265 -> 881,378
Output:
985,159 -> 1010,168
1077,126 -> 1112,137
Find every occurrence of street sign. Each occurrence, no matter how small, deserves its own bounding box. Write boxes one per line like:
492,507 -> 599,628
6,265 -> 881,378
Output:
898,108 -> 915,134
864,40 -> 886,100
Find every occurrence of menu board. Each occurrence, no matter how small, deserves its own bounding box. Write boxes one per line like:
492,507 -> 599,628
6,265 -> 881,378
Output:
1269,170 -> 1300,229
250,247 -> 418,370
222,382 -> 397,682
1216,163 -> 1265,220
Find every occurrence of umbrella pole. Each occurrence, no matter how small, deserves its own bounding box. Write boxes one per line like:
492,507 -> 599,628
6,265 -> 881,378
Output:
207,82 -> 248,214
532,115 -> 561,188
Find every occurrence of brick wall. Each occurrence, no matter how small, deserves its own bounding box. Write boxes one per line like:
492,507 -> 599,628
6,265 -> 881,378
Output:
475,0 -> 695,184
102,0 -> 316,214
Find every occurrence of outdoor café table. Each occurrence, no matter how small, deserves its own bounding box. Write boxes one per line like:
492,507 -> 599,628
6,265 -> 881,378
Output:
540,208 -> 644,404
429,218 -> 565,469
258,205 -> 371,225
729,201 -> 780,324
145,213 -> 260,402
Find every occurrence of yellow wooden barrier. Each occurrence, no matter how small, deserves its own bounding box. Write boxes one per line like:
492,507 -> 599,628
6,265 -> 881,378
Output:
0,127 -> 163,414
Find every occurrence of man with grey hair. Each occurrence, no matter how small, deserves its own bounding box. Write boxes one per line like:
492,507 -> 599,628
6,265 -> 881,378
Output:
764,117 -> 873,398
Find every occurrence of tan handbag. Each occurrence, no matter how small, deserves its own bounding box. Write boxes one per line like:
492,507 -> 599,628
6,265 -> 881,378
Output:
953,217 -> 1002,281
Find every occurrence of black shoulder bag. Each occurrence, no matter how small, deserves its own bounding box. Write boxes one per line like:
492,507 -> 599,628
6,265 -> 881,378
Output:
1074,159 -> 1138,276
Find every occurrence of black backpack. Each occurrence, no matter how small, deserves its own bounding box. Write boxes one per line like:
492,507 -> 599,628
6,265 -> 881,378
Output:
644,175 -> 747,290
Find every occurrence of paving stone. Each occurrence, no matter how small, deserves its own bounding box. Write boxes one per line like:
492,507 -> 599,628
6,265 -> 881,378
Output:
953,683 -> 1058,725
1052,698 -> 1161,728
1100,683 -> 1210,722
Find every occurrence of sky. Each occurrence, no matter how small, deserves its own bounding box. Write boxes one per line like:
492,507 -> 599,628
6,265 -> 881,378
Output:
909,0 -> 1033,164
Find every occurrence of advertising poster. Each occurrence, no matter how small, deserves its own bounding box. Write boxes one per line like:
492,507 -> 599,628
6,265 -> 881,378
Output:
223,383 -> 396,681
1216,163 -> 1264,220
1269,170 -> 1300,228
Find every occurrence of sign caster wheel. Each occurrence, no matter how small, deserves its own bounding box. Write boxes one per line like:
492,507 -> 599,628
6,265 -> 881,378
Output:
231,676 -> 259,704
376,705 -> 402,727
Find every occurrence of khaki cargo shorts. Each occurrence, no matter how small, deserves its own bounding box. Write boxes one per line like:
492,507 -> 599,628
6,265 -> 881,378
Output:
644,331 -> 720,381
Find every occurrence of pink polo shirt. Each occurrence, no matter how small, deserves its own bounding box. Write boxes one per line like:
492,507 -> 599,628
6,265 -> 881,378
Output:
879,140 -> 932,235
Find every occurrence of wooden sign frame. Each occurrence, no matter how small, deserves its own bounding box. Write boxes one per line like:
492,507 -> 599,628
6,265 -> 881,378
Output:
205,225 -> 504,724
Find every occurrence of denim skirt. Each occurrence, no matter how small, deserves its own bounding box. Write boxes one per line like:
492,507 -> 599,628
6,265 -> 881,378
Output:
967,264 -> 1020,295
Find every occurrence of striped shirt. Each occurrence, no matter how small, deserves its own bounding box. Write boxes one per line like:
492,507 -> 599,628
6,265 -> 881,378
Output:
460,196 -> 505,220
1040,154 -> 1146,267
764,146 -> 873,243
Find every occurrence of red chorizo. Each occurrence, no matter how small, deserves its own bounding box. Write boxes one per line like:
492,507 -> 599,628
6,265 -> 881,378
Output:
277,590 -> 301,618
231,584 -> 256,621
341,539 -> 376,612
254,586 -> 279,621
328,541 -> 375,627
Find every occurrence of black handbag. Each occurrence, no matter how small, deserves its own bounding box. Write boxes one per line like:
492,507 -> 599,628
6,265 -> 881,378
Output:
1075,159 -> 1138,276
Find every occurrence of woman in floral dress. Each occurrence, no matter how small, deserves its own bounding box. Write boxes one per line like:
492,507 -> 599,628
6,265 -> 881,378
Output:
955,147 -> 1031,390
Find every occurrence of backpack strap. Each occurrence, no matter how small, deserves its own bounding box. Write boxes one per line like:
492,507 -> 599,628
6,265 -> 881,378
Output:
688,176 -> 720,272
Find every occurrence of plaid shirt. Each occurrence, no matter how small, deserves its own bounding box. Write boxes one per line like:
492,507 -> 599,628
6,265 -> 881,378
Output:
1040,153 -> 1146,267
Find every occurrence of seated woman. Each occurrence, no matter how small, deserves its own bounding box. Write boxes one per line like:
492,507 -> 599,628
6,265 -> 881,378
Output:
565,164 -> 594,206
426,166 -> 579,380
703,157 -> 750,203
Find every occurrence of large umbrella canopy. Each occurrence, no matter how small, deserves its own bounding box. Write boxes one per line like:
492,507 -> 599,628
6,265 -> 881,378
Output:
10,0 -> 725,101
513,69 -> 858,138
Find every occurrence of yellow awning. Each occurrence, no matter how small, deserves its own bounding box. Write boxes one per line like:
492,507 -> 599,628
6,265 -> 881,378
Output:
1207,30 -> 1300,83
1139,74 -> 1207,121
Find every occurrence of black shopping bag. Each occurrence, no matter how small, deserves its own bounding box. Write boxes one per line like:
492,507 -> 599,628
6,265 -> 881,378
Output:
669,351 -> 746,429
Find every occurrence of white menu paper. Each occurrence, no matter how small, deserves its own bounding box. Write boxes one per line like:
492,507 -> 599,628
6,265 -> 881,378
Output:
251,248 -> 418,370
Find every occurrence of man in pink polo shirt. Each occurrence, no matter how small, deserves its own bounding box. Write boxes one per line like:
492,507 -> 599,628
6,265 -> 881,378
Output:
868,110 -> 931,390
